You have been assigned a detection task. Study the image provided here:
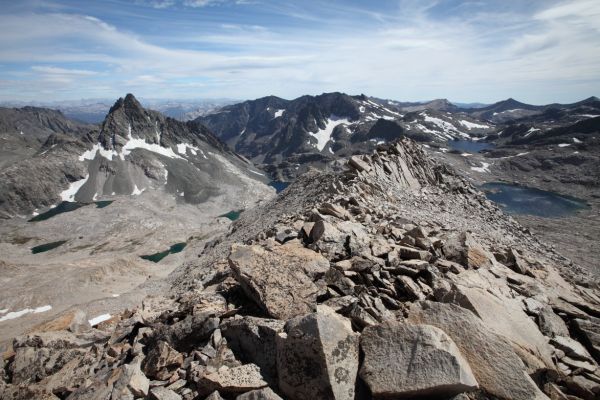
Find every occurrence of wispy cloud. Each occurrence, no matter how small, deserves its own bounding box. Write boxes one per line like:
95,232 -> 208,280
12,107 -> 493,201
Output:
0,0 -> 598,103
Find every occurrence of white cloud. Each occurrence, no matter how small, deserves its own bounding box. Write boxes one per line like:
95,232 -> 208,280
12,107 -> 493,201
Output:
0,1 -> 599,103
31,66 -> 98,76
183,0 -> 225,7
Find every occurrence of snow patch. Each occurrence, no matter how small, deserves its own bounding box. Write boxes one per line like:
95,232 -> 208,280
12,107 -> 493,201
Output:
523,127 -> 540,137
122,126 -> 182,160
309,115 -> 351,151
131,185 -> 145,195
573,137 -> 582,143
471,162 -> 490,173
461,153 -> 471,157
459,120 -> 491,130
248,169 -> 265,177
88,314 -> 111,326
79,143 -> 119,161
423,114 -> 468,138
60,175 -> 89,202
0,305 -> 52,322
273,109 -> 285,118
558,143 -> 571,148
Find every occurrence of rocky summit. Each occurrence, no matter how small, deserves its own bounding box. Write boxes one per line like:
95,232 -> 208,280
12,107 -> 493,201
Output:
1,138 -> 600,400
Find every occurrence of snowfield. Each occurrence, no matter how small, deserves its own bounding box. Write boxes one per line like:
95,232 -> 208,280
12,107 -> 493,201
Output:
0,305 -> 52,323
309,115 -> 351,151
60,175 -> 90,202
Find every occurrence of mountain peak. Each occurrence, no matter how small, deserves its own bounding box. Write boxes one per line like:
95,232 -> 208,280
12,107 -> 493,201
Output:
108,93 -> 144,115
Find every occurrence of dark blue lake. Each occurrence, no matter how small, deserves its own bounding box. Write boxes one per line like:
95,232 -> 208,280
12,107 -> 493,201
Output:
31,240 -> 67,254
269,181 -> 290,193
29,201 -> 114,222
449,140 -> 494,153
481,182 -> 589,217
140,242 -> 187,263
219,210 -> 242,221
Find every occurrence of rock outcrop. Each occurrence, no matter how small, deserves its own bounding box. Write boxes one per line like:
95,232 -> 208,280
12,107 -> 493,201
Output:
360,321 -> 478,398
2,138 -> 599,400
276,306 -> 359,400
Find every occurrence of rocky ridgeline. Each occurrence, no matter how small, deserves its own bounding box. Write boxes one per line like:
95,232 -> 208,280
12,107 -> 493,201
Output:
2,138 -> 600,400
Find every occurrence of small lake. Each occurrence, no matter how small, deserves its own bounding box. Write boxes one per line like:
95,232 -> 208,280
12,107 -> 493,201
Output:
449,140 -> 495,153
141,242 -> 187,263
29,201 -> 114,222
219,210 -> 243,221
31,240 -> 67,254
481,182 -> 589,217
269,181 -> 290,193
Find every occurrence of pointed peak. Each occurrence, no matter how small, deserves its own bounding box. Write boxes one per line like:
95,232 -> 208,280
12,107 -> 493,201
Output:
124,93 -> 143,109
108,94 -> 144,115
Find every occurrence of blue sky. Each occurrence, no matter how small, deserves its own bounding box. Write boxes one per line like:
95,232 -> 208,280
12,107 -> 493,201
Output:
1,0 -> 599,103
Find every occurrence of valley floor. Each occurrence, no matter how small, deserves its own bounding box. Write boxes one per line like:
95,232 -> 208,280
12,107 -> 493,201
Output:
0,191 -> 239,349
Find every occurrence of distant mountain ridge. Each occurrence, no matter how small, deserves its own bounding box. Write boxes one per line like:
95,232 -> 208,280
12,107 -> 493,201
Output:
196,92 -> 498,179
0,94 -> 270,218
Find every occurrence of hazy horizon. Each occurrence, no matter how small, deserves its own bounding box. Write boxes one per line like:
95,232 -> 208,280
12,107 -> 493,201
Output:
1,0 -> 600,104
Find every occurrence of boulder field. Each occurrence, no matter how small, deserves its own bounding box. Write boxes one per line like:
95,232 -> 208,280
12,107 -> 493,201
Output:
1,139 -> 599,399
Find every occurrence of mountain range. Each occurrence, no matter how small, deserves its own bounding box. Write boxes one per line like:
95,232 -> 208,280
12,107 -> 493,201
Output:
196,93 -> 600,180
0,94 -> 269,218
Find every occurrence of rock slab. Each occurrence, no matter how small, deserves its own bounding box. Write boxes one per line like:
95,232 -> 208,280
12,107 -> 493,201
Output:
229,244 -> 323,320
360,321 -> 478,398
408,301 -> 549,400
276,307 -> 359,400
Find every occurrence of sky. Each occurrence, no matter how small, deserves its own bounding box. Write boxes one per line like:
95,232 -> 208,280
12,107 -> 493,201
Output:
1,0 -> 599,104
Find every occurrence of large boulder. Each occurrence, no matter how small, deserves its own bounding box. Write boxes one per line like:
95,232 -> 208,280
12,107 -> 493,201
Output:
276,306 -> 360,400
408,301 -> 549,400
143,341 -> 184,380
221,316 -> 285,383
236,387 -> 284,400
443,232 -> 494,269
229,244 -> 323,319
442,269 -> 554,370
309,220 -> 371,258
198,363 -> 268,395
359,321 -> 478,398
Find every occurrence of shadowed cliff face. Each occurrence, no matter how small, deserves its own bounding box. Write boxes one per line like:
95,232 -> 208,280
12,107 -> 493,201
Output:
0,94 -> 272,219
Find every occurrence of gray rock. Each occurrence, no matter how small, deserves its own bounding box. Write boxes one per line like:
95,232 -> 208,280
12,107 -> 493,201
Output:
397,245 -> 431,261
150,386 -> 183,400
144,341 -> 184,380
408,301 -> 548,400
442,270 -> 554,370
572,317 -> 600,363
113,357 -> 151,398
443,232 -> 494,269
229,243 -> 322,319
538,306 -> 570,338
198,364 -> 267,394
236,387 -> 284,400
507,248 -> 532,276
276,306 -> 360,400
221,316 -> 285,383
360,321 -> 478,398
205,391 -> 225,400
349,155 -> 372,172
550,336 -> 594,363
